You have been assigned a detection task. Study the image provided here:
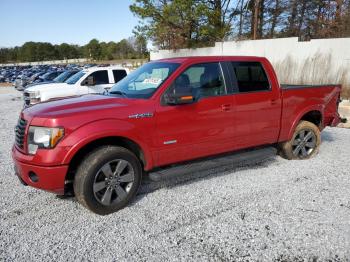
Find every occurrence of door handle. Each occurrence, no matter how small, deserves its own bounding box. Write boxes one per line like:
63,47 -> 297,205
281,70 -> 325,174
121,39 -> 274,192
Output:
271,99 -> 278,105
221,104 -> 231,112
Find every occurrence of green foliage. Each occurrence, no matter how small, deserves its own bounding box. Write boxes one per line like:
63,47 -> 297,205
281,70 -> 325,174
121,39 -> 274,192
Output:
130,0 -> 235,49
85,39 -> 101,60
0,37 -> 148,63
130,0 -> 350,49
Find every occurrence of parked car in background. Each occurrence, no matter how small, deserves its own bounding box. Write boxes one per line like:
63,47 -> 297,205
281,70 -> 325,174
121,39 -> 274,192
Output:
33,71 -> 63,84
52,70 -> 80,83
23,66 -> 129,106
14,72 -> 35,91
30,71 -> 46,82
14,75 -> 28,90
12,56 -> 341,215
24,70 -> 80,89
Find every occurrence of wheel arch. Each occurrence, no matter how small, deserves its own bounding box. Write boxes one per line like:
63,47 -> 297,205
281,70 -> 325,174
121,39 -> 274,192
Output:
287,106 -> 324,140
65,136 -> 149,186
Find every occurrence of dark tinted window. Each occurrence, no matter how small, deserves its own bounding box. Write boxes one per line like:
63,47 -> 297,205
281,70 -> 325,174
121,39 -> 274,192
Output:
89,70 -> 109,85
232,62 -> 270,92
167,62 -> 226,99
113,70 -> 127,83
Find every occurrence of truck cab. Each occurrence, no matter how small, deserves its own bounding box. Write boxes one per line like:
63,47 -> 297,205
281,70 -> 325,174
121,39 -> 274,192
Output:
23,66 -> 129,106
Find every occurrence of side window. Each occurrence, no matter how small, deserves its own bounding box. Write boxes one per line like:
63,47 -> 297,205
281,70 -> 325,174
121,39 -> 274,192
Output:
232,62 -> 270,93
166,62 -> 226,99
88,70 -> 109,85
113,70 -> 127,83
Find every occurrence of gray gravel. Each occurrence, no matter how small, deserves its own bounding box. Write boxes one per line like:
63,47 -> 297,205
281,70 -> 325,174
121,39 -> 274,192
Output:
1,87 -> 350,261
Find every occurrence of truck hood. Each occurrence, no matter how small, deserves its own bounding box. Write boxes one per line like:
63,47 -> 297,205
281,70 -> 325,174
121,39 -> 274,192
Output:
22,94 -> 154,132
24,95 -> 131,119
25,80 -> 55,89
25,82 -> 68,93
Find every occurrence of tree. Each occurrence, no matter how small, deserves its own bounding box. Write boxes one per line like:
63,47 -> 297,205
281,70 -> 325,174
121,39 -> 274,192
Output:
85,39 -> 102,60
117,39 -> 136,59
130,0 -> 239,49
134,35 -> 148,58
57,43 -> 80,60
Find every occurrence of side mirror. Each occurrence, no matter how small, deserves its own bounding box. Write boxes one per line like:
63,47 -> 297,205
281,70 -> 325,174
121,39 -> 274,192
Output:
83,76 -> 95,86
164,93 -> 195,105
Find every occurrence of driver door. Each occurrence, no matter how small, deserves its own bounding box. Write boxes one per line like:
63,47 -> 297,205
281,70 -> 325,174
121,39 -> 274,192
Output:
81,70 -> 111,94
154,62 -> 236,167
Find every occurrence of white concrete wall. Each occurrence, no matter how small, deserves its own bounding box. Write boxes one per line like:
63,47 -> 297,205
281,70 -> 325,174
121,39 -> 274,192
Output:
0,58 -> 88,67
151,37 -> 350,96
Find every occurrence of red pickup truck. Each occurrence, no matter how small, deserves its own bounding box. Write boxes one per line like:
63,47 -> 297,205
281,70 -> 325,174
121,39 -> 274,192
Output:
12,56 -> 341,215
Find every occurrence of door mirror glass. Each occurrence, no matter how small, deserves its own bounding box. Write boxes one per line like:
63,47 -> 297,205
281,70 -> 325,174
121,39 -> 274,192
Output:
82,76 -> 95,86
164,74 -> 195,105
86,76 -> 95,86
164,92 -> 195,105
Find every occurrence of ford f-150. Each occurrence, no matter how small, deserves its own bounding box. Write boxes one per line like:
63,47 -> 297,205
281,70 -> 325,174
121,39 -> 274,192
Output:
12,56 -> 341,215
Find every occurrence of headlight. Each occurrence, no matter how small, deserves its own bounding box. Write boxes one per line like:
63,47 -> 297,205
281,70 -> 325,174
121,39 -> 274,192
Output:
28,91 -> 41,104
28,126 -> 64,154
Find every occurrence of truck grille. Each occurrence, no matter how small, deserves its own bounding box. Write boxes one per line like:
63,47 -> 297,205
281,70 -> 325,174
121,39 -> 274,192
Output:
15,118 -> 27,149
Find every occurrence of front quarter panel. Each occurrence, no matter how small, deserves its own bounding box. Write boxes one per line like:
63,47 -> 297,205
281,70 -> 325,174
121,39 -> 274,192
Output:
41,85 -> 79,102
60,119 -> 154,170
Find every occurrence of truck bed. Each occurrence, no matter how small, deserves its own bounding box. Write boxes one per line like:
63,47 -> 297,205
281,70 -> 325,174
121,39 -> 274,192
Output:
278,84 -> 341,142
281,84 -> 341,90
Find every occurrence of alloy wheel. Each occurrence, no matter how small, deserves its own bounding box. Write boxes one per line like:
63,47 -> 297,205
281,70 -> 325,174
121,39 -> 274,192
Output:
93,159 -> 135,206
292,129 -> 317,158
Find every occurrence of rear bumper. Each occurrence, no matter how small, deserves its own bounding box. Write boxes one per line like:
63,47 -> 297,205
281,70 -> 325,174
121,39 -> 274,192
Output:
330,113 -> 341,127
12,148 -> 68,195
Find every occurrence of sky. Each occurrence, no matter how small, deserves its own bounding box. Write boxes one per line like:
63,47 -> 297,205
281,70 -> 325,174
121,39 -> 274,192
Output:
0,0 -> 139,47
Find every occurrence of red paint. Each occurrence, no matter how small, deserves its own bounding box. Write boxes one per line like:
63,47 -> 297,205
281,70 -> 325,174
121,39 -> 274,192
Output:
12,56 -> 341,194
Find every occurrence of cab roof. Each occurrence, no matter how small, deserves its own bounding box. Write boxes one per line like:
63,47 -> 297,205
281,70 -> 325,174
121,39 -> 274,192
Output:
156,56 -> 266,64
85,65 -> 128,72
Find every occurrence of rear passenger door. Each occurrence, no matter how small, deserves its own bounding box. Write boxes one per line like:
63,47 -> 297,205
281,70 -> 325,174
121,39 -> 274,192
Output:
112,69 -> 127,84
228,61 -> 281,147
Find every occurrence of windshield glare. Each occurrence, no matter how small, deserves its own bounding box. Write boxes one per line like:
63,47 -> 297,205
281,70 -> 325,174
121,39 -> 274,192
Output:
109,62 -> 180,99
41,72 -> 52,79
53,71 -> 69,82
65,70 -> 84,85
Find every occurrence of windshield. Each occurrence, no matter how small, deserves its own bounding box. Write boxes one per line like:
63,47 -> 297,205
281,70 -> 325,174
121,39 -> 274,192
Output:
65,70 -> 84,85
109,62 -> 180,99
53,71 -> 69,82
41,72 -> 52,79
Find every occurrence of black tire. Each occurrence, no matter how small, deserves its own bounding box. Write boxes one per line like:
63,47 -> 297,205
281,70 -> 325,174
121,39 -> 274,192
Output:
279,120 -> 321,160
74,146 -> 142,215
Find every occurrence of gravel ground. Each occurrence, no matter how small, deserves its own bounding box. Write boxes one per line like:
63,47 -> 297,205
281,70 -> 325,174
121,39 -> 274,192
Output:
0,87 -> 350,261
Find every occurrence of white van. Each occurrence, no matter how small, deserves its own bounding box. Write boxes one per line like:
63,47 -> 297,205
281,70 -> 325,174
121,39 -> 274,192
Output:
23,66 -> 129,106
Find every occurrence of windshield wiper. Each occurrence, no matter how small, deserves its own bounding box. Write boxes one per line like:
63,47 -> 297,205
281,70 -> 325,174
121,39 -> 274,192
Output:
108,90 -> 127,97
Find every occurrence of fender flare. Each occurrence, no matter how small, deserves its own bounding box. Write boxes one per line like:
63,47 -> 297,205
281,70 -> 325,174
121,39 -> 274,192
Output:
60,119 -> 154,170
286,104 -> 325,140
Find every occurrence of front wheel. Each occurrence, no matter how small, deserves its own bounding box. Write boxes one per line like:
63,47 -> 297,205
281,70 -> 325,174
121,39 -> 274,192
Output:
74,146 -> 142,215
279,120 -> 321,160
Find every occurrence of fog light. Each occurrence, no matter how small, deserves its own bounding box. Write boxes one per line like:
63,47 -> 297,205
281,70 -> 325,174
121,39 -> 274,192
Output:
28,171 -> 39,183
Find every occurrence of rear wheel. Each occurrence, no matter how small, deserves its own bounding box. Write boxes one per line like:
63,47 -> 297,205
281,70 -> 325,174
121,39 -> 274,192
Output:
279,120 -> 321,160
74,146 -> 142,215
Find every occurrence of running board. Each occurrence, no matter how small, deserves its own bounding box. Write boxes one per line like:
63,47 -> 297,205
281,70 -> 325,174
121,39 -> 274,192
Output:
148,147 -> 277,182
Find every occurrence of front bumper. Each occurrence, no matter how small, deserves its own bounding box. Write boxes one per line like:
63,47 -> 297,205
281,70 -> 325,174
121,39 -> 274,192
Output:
12,146 -> 68,195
